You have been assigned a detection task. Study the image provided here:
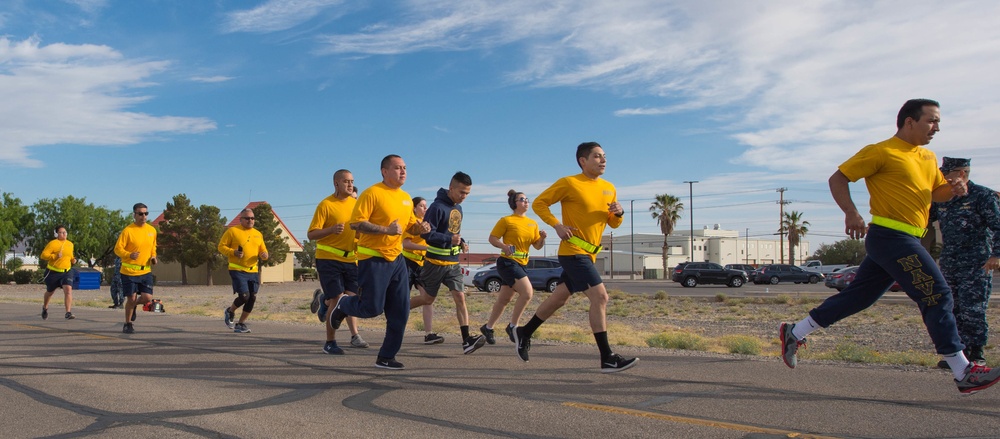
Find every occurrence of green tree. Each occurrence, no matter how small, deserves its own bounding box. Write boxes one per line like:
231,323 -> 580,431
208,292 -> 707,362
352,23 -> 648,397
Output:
649,194 -> 683,272
26,196 -> 130,268
193,204 -> 227,286
812,239 -> 866,265
159,194 -> 199,284
253,203 -> 289,268
296,239 -> 316,269
0,193 -> 31,265
781,210 -> 810,265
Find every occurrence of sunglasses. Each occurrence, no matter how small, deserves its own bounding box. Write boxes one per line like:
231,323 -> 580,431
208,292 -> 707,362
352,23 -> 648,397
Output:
241,217 -> 256,221
134,212 -> 149,216
516,198 -> 529,203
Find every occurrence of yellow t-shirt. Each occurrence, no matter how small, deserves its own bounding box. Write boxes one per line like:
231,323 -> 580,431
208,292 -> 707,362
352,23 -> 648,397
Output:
839,136 -> 947,229
490,215 -> 541,266
114,223 -> 158,276
402,216 -> 427,266
41,239 -> 74,271
533,173 -> 622,261
350,182 -> 416,262
217,225 -> 268,273
308,194 -> 358,263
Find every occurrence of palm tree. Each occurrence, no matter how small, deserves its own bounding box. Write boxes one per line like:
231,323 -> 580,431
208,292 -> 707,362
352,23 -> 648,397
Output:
782,210 -> 810,265
650,194 -> 683,272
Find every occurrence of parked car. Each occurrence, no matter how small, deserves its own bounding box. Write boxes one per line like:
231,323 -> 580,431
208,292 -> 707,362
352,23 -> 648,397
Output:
462,263 -> 496,288
754,264 -> 823,285
472,258 -> 563,293
824,266 -> 858,291
671,262 -> 747,287
800,260 -> 850,275
724,264 -> 757,280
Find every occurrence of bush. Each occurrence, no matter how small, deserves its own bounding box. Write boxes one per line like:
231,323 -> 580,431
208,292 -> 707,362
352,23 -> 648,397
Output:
653,291 -> 668,300
12,269 -> 34,284
720,335 -> 763,355
0,268 -> 10,284
646,331 -> 708,351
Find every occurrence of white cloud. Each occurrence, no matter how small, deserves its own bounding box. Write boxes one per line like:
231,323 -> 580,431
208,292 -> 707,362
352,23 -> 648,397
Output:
0,36 -> 216,167
191,75 -> 235,83
223,0 -> 345,33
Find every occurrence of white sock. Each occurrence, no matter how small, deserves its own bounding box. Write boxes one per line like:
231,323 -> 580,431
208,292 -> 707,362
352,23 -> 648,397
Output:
485,325 -> 493,330
792,315 -> 821,340
944,352 -> 971,380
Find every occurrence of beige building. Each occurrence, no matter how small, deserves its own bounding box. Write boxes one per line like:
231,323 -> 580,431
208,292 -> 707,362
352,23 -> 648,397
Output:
596,226 -> 811,279
152,202 -> 303,284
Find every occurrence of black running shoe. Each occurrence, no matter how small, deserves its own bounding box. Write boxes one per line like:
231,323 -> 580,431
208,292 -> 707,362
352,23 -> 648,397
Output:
310,288 -> 322,314
131,308 -> 138,322
601,353 -> 639,373
375,357 -> 404,370
424,333 -> 445,345
122,323 -> 134,334
463,334 -> 486,354
323,341 -> 344,355
65,312 -> 75,320
480,324 -> 496,345
514,326 -> 530,362
505,325 -> 515,343
329,295 -> 347,329
41,307 -> 48,320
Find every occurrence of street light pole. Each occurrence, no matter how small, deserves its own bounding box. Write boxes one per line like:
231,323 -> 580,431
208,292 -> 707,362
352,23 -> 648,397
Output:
630,200 -> 635,280
683,181 -> 698,262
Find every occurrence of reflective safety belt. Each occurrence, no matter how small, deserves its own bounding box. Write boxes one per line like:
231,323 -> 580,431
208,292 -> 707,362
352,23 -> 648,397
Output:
121,262 -> 147,271
426,245 -> 461,256
229,262 -> 255,271
510,250 -> 529,259
871,215 -> 927,238
403,251 -> 424,262
356,246 -> 383,258
567,236 -> 603,254
46,265 -> 71,273
317,243 -> 355,258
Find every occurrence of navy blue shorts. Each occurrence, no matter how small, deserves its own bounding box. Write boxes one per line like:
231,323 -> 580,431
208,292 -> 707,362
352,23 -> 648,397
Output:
229,270 -> 260,295
316,259 -> 358,300
44,270 -> 73,292
122,273 -> 154,297
497,257 -> 527,287
558,255 -> 602,293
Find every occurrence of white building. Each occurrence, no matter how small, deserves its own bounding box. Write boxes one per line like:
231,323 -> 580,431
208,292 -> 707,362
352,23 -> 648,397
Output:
596,225 -> 811,279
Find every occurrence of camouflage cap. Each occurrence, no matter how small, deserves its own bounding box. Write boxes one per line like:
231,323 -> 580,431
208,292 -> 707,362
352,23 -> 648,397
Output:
941,156 -> 971,173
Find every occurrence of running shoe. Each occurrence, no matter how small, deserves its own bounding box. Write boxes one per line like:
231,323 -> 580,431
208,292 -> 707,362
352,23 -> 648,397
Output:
234,323 -> 251,333
122,323 -> 134,334
514,327 -> 530,362
323,341 -> 344,355
601,353 -> 639,373
956,363 -> 1000,394
65,312 -> 75,320
375,357 -> 404,370
480,324 -> 496,345
131,308 -> 138,322
505,325 -> 515,343
310,288 -> 322,314
351,334 -> 369,348
424,333 -> 445,345
779,322 -> 806,369
41,307 -> 48,320
315,290 -> 329,323
224,307 -> 235,329
463,334 -> 487,355
329,295 -> 347,329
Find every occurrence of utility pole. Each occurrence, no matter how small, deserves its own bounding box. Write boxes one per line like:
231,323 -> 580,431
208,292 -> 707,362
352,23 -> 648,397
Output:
745,228 -> 749,264
684,181 -> 698,262
777,187 -> 789,264
630,200 -> 635,280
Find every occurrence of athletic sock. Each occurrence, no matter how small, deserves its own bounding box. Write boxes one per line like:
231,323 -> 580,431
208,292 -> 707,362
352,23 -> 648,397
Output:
461,325 -> 470,340
594,331 -> 612,359
792,315 -> 820,340
484,324 -> 493,330
523,315 -> 544,338
944,352 -> 972,380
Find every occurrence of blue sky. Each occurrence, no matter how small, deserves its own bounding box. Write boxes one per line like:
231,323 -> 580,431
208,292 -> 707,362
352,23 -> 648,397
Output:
3,0 -> 1000,255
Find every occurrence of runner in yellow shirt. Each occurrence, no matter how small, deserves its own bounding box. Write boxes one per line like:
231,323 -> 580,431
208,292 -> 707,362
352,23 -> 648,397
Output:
218,208 -> 269,334
114,203 -> 158,334
40,225 -> 77,320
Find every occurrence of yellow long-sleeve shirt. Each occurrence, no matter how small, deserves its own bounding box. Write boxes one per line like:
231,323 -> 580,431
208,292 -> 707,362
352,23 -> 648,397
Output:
308,194 -> 358,263
218,225 -> 268,273
533,173 -> 622,261
41,239 -> 75,272
114,223 -> 158,276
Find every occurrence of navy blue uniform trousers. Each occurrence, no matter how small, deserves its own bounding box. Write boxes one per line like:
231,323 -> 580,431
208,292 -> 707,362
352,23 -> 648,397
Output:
338,255 -> 410,360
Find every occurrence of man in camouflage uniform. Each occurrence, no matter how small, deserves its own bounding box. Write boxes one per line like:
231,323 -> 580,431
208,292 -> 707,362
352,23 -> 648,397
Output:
932,157 -> 1000,366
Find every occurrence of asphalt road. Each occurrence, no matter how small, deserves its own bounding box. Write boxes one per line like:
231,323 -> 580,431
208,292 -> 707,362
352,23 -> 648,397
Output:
3,302 -> 1000,439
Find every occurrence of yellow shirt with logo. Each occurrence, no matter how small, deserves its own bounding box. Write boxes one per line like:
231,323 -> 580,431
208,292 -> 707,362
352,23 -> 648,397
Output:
351,182 -> 416,262
839,136 -> 947,229
114,223 -> 158,276
218,225 -> 268,273
308,194 -> 358,263
490,215 -> 541,266
41,239 -> 74,271
533,173 -> 622,261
